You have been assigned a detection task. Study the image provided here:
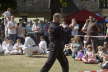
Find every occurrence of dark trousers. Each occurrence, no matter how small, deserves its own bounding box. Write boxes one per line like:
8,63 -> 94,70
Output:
86,33 -> 98,53
32,32 -> 40,45
86,36 -> 98,53
40,51 -> 69,72
8,34 -> 17,43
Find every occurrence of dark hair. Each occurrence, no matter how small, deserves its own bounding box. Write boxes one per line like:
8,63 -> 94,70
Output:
25,33 -> 30,37
53,13 -> 62,18
40,35 -> 45,39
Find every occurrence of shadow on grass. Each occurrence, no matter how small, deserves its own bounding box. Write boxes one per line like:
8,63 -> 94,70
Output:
30,55 -> 48,58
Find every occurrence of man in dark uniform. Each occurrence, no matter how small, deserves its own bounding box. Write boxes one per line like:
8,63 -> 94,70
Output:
40,13 -> 69,72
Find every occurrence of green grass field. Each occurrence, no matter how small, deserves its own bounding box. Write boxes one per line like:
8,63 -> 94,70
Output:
0,55 -> 100,72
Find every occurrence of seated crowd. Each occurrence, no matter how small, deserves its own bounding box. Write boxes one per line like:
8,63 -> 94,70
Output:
64,36 -> 108,69
0,35 -> 48,57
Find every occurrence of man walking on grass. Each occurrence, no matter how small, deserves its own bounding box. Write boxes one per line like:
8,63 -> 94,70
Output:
40,13 -> 69,72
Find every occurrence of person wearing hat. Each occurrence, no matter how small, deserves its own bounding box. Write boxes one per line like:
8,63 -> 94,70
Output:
40,13 -> 69,72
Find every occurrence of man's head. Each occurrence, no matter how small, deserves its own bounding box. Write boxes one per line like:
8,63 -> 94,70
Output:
40,36 -> 45,41
88,16 -> 93,19
53,13 -> 62,23
88,16 -> 96,22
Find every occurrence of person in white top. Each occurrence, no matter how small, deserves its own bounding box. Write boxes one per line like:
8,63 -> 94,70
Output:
10,39 -> 23,55
69,18 -> 79,37
7,16 -> 17,43
23,34 -> 40,56
2,8 -> 12,37
39,36 -> 48,54
2,38 -> 9,51
3,39 -> 13,55
2,8 -> 12,17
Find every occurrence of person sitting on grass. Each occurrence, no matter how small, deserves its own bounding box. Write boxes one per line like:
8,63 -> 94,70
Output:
10,39 -> 23,55
96,46 -> 104,63
2,38 -> 9,50
99,43 -> 108,71
100,42 -> 108,63
64,44 -> 72,56
70,36 -> 82,58
23,34 -> 36,57
100,49 -> 108,70
23,34 -> 41,57
3,39 -> 13,55
82,44 -> 97,64
38,36 -> 48,54
75,48 -> 84,61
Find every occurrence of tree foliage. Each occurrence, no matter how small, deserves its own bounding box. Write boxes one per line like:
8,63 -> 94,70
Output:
0,0 -> 17,12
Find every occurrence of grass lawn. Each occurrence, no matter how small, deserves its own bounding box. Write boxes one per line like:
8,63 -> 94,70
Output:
0,55 -> 100,72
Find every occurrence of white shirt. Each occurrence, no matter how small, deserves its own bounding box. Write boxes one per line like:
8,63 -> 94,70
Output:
32,24 -> 40,32
7,21 -> 17,34
3,43 -> 13,51
13,43 -> 23,50
24,37 -> 36,48
2,11 -> 11,17
39,40 -> 47,50
2,41 -> 7,50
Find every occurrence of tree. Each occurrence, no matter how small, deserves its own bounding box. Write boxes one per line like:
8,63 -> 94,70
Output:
0,0 -> 17,12
60,0 -> 71,8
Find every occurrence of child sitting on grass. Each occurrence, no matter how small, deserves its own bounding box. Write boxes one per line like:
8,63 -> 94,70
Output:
10,39 -> 23,55
82,44 -> 97,64
38,36 -> 48,54
3,39 -> 13,55
70,36 -> 82,58
64,44 -> 72,56
100,52 -> 108,69
75,48 -> 84,61
96,46 -> 104,63
99,42 -> 108,70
